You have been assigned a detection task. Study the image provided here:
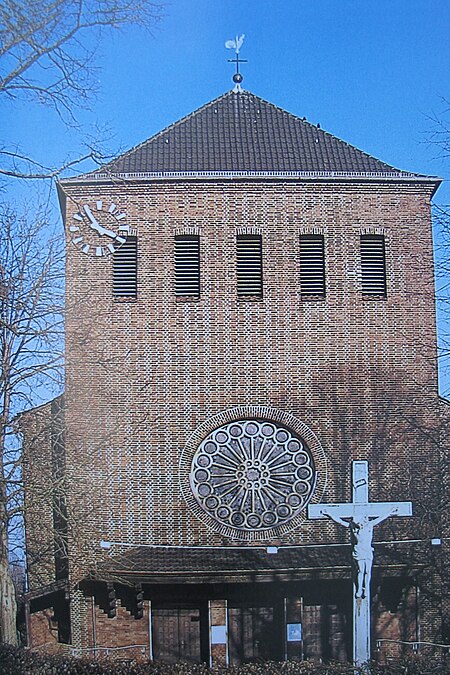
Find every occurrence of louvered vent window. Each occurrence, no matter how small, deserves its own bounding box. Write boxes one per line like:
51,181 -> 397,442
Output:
360,235 -> 387,296
237,235 -> 263,297
175,235 -> 200,296
113,236 -> 137,298
299,235 -> 325,297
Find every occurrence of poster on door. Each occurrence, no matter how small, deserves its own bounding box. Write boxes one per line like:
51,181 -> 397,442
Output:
287,623 -> 302,642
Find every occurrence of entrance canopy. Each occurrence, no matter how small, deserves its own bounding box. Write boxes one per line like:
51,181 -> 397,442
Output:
86,543 -> 426,586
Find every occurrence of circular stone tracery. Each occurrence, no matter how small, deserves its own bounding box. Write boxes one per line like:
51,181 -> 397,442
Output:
190,420 -> 316,532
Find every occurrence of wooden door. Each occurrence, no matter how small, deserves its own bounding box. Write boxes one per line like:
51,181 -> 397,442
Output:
302,604 -> 322,661
302,604 -> 348,661
228,605 -> 278,664
152,608 -> 201,663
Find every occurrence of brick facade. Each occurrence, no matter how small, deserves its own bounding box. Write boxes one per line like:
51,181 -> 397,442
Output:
22,91 -> 448,664
63,181 -> 440,549
21,398 -> 65,591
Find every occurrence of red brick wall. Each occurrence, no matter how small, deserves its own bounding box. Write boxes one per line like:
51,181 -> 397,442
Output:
58,178 -> 445,646
21,402 -> 57,590
92,600 -> 150,659
29,609 -> 59,649
61,181 -> 438,553
73,594 -> 150,656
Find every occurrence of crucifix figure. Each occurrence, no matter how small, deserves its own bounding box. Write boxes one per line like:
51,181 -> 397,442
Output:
308,461 -> 412,666
326,507 -> 400,599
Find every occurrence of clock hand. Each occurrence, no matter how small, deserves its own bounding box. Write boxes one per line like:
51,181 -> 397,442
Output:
83,204 -> 103,232
83,204 -> 98,223
97,225 -> 123,239
82,204 -> 123,240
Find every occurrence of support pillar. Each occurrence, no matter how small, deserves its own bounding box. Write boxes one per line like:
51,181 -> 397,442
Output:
209,599 -> 228,667
285,597 -> 303,661
147,600 -> 153,661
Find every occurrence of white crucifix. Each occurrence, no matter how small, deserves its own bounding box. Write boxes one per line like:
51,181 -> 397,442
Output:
308,460 -> 412,666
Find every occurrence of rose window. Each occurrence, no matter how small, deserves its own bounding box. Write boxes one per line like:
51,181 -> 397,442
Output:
190,420 -> 316,532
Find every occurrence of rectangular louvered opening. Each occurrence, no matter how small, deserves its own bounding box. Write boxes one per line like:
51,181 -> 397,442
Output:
299,235 -> 325,297
360,235 -> 387,296
113,236 -> 137,298
237,235 -> 263,297
175,235 -> 200,296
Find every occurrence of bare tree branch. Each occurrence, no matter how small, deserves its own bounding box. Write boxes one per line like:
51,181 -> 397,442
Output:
427,99 -> 450,161
0,206 -> 64,643
0,0 -> 164,109
0,0 -> 165,180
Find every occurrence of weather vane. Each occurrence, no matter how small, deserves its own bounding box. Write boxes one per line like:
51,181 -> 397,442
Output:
225,34 -> 247,88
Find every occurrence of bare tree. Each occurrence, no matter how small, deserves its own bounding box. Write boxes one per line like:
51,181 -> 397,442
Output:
428,99 -> 450,160
0,0 -> 165,646
427,102 -> 450,397
0,206 -> 64,644
0,0 -> 164,180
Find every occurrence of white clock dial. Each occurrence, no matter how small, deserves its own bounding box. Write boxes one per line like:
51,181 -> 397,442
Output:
70,201 -> 131,256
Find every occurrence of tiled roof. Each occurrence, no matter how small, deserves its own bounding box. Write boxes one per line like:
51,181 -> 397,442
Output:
84,90 -> 424,178
94,546 -> 350,583
89,543 -> 427,585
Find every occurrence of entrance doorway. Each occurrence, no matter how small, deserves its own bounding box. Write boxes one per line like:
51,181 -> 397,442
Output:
228,604 -> 282,664
152,607 -> 203,663
302,603 -> 348,661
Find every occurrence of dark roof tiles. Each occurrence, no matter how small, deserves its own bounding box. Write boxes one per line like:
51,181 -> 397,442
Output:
94,89 -> 413,176
90,543 -> 428,585
97,546 -> 349,579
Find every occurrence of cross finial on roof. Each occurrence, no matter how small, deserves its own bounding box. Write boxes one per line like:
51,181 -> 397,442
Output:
225,34 -> 247,91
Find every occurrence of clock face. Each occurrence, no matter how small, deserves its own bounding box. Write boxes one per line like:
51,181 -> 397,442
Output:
69,200 -> 131,256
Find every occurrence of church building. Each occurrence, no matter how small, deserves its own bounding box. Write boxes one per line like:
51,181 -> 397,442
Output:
22,81 -> 448,665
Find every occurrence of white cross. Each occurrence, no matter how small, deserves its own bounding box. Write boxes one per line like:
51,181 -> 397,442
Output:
308,460 -> 412,666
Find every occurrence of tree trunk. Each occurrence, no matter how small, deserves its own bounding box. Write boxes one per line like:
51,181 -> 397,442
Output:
0,530 -> 17,645
0,358 -> 17,644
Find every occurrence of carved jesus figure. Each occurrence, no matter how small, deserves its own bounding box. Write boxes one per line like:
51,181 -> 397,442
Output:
322,506 -> 399,598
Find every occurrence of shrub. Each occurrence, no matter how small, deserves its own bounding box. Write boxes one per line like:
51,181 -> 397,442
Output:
0,646 -> 448,675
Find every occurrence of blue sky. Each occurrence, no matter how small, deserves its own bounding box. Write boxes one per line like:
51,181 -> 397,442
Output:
3,0 -> 450,195
5,0 -> 450,187
3,0 -> 450,388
